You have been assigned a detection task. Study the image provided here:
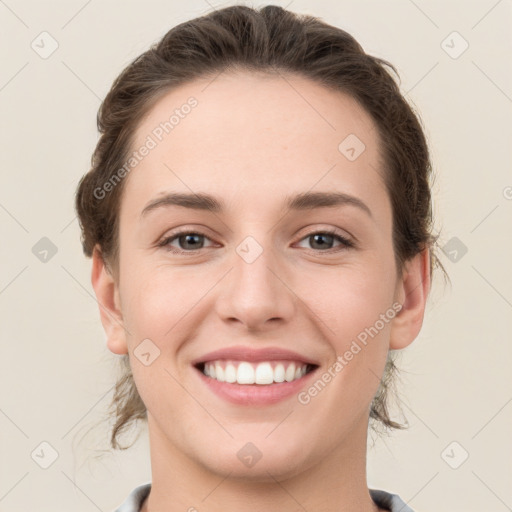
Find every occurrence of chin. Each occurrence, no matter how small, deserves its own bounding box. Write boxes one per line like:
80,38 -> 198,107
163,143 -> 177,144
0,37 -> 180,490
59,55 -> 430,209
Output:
192,432 -> 315,482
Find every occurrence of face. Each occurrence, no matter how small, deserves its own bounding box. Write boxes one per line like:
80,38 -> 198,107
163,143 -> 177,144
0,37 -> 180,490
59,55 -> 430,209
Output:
94,70 -> 428,481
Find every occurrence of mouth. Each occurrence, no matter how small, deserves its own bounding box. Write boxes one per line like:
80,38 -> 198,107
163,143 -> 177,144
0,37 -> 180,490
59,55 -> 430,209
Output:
191,346 -> 320,405
194,360 -> 318,385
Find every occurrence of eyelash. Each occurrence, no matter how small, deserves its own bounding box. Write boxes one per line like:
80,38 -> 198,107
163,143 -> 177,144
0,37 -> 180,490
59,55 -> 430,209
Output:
157,228 -> 355,255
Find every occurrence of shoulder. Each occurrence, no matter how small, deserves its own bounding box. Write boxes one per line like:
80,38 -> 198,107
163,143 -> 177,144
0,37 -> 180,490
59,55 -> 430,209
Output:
113,482 -> 151,512
369,488 -> 416,512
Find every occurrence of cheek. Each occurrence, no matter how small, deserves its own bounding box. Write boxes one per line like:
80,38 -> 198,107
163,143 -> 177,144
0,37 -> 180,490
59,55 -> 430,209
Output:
302,272 -> 395,422
120,259 -> 190,337
305,260 -> 397,342
120,267 -> 192,413
302,257 -> 397,406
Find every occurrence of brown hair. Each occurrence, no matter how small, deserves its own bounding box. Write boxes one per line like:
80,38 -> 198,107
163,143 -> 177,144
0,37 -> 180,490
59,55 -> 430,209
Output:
75,4 -> 442,450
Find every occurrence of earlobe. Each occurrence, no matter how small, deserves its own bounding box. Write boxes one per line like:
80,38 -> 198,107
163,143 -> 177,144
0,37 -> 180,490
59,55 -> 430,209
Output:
91,245 -> 128,355
389,248 -> 431,350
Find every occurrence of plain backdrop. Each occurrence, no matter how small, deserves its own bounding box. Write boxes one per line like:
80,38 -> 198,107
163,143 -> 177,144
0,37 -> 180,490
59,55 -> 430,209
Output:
1,1 -> 511,511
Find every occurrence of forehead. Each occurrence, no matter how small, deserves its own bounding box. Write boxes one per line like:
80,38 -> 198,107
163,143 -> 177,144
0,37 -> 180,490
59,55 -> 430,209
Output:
123,70 -> 386,216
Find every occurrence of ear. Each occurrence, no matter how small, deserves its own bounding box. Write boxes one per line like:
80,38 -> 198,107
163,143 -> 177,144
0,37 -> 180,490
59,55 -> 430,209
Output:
90,245 -> 128,355
389,248 -> 431,350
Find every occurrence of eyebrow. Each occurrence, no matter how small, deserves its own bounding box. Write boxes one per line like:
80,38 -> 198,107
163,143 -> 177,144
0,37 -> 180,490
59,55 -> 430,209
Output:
140,191 -> 372,218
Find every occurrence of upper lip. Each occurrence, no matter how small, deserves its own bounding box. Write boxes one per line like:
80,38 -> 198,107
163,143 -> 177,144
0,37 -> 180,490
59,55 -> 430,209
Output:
191,346 -> 320,366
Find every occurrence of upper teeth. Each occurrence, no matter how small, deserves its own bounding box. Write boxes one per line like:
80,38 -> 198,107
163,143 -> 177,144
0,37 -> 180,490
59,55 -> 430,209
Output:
203,360 -> 309,385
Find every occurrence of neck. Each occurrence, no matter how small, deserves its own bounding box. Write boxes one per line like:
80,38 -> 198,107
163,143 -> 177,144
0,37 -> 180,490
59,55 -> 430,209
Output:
141,414 -> 382,512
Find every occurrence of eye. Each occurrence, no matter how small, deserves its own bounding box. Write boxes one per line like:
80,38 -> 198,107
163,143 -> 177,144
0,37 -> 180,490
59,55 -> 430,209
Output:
295,229 -> 354,252
158,231 -> 215,253
158,228 -> 354,255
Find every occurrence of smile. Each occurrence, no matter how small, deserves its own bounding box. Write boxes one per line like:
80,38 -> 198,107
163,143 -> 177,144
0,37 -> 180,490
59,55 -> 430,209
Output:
199,360 -> 314,385
191,345 -> 320,405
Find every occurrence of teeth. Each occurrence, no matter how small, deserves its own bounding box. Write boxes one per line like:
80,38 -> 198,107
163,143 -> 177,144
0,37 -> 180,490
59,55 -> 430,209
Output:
225,363 -> 237,383
274,363 -> 285,382
255,362 -> 274,385
215,363 -> 225,382
237,362 -> 255,384
285,363 -> 296,382
202,360 -> 310,385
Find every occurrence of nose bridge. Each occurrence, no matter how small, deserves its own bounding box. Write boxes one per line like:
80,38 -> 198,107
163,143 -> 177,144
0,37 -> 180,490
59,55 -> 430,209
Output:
216,231 -> 295,328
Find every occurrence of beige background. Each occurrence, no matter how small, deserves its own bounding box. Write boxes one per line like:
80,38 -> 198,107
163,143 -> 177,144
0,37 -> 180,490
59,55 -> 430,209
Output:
1,0 -> 511,511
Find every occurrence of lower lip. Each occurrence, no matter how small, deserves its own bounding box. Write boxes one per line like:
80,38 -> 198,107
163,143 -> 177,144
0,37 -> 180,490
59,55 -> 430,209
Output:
194,366 -> 318,406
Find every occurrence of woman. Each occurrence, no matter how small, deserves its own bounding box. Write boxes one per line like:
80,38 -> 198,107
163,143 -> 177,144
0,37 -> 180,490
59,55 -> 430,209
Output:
75,4 -> 439,511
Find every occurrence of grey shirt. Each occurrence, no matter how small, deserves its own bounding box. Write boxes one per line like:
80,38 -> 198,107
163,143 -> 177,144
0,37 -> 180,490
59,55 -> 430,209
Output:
114,483 -> 415,511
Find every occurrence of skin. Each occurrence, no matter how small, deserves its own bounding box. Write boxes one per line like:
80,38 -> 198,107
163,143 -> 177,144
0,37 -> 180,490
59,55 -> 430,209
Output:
91,70 -> 430,512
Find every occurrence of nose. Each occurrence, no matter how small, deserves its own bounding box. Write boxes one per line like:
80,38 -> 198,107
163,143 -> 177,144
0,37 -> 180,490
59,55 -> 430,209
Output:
214,237 -> 296,332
